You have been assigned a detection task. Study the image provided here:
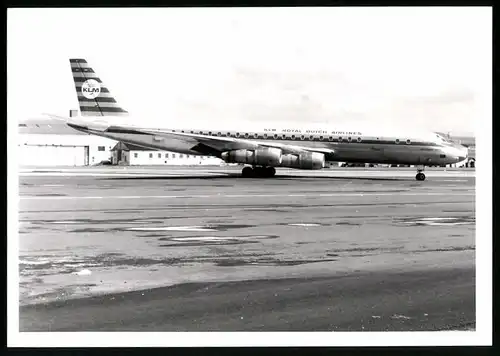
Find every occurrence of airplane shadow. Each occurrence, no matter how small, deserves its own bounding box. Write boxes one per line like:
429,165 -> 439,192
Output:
99,173 -> 409,182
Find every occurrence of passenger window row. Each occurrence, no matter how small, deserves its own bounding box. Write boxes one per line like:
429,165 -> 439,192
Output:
171,130 -> 412,144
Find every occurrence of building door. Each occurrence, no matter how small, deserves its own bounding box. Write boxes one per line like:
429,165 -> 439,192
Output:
84,146 -> 89,166
19,145 -> 85,166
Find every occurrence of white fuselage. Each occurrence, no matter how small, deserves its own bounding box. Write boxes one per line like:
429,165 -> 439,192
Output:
67,115 -> 469,167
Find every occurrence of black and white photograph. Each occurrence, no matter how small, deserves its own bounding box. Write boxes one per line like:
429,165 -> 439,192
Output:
7,6 -> 491,347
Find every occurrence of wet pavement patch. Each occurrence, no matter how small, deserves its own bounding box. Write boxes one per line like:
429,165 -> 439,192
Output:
209,224 -> 254,231
284,223 -> 328,227
127,226 -> 217,232
19,253 -> 126,274
158,234 -> 279,246
242,208 -> 291,213
335,221 -> 362,226
126,224 -> 254,233
26,217 -> 177,228
215,257 -> 338,267
327,247 -> 403,254
412,245 -> 475,253
69,228 -> 118,233
394,216 -> 475,226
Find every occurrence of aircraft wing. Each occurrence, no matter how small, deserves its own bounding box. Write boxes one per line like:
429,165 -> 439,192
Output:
141,129 -> 336,157
43,114 -> 335,157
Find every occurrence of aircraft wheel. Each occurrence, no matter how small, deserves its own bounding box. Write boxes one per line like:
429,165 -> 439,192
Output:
416,172 -> 426,181
266,167 -> 276,177
242,166 -> 254,178
253,166 -> 265,177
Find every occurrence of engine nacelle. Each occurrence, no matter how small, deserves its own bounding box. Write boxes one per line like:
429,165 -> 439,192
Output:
281,152 -> 325,170
221,147 -> 282,166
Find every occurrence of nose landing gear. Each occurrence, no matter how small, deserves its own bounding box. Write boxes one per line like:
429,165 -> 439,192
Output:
415,165 -> 426,181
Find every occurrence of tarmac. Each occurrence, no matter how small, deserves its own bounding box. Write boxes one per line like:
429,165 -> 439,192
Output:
18,166 -> 476,331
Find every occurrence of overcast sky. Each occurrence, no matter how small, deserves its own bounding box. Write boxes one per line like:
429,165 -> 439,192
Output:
8,7 -> 491,135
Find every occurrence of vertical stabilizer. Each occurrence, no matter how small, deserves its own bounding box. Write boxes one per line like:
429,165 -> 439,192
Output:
69,58 -> 129,117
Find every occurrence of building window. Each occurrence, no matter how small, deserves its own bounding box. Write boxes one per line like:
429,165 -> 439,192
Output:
98,146 -> 105,151
134,153 -> 138,158
186,155 -> 190,158
165,153 -> 169,158
180,154 -> 183,158
158,153 -> 161,158
149,153 -> 153,158
172,154 -> 176,158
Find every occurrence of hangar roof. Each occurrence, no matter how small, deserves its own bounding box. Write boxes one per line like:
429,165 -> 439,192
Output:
111,142 -> 155,151
18,120 -> 85,135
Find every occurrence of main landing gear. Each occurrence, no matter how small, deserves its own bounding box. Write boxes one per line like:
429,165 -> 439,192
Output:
241,166 -> 276,178
415,166 -> 426,181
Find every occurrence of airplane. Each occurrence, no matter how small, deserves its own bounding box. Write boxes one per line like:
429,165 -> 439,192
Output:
46,58 -> 469,181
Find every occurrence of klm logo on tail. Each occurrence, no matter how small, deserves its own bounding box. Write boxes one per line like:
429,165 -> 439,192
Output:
70,59 -> 128,117
81,79 -> 101,99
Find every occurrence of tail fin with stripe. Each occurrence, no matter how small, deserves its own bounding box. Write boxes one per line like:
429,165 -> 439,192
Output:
69,58 -> 129,117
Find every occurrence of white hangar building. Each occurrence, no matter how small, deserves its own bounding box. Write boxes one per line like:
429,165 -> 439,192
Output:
18,119 -> 116,167
17,114 -> 224,167
110,141 -> 223,166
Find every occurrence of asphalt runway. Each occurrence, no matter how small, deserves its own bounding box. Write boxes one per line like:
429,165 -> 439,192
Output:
18,166 -> 476,331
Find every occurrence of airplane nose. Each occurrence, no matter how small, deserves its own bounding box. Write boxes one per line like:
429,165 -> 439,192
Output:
457,145 -> 468,162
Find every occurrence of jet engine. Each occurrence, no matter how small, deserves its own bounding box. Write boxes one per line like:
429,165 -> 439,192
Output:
221,147 -> 282,166
281,152 -> 325,170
